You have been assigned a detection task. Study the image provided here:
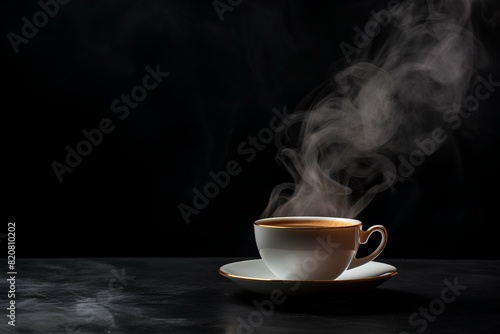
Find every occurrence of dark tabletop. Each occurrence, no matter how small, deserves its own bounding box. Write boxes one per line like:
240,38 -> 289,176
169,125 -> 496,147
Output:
5,258 -> 500,333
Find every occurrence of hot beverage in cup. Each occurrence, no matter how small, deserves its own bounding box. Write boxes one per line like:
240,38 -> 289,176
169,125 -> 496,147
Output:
254,216 -> 388,280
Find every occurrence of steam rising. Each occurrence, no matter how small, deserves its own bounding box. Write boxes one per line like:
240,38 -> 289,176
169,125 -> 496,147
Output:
263,0 -> 484,218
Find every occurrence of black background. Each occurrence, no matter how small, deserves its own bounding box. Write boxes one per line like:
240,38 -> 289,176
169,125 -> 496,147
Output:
2,0 -> 500,259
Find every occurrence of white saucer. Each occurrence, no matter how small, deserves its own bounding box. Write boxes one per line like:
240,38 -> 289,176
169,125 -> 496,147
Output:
219,259 -> 397,296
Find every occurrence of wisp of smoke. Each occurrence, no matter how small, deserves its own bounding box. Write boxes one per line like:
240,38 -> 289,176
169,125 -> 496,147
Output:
263,0 -> 485,218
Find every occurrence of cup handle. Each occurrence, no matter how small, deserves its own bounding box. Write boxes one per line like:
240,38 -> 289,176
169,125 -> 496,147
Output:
347,225 -> 388,270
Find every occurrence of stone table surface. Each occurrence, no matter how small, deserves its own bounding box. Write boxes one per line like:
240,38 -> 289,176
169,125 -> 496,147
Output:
3,258 -> 499,333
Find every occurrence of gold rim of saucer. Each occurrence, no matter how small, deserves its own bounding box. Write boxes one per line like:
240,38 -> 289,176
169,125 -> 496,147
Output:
218,267 -> 398,283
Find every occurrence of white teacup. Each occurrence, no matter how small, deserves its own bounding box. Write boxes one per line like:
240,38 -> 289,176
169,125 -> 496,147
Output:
254,216 -> 388,280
